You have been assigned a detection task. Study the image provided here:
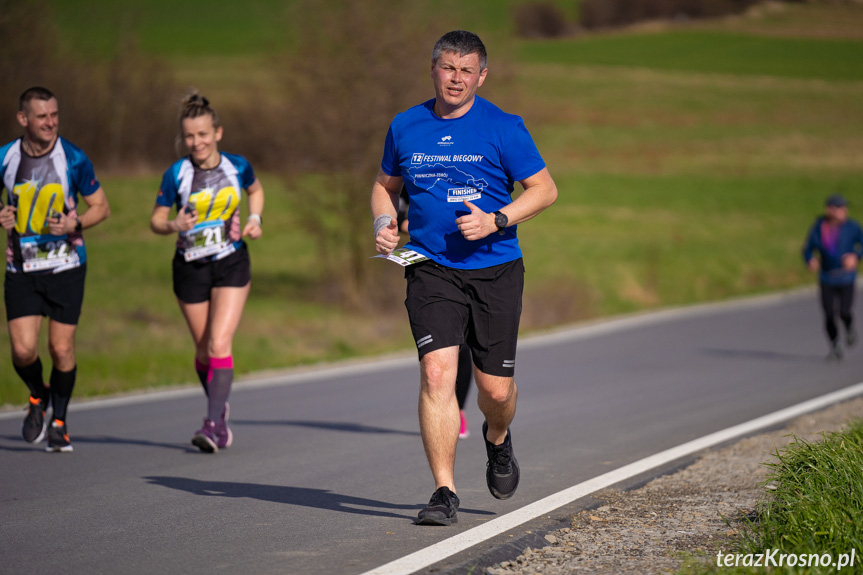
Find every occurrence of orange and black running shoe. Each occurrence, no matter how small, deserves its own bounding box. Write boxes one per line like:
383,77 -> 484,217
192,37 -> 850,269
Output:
46,419 -> 73,453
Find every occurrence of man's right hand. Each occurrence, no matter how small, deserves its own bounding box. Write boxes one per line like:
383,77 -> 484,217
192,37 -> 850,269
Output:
808,258 -> 820,272
0,205 -> 16,231
375,218 -> 399,255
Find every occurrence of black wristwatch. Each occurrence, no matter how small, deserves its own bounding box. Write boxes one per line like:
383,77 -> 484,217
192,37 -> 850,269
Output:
75,219 -> 83,233
493,211 -> 508,235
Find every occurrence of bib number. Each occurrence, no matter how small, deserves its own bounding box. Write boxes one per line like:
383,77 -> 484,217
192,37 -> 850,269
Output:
373,247 -> 430,267
20,236 -> 79,272
182,221 -> 229,262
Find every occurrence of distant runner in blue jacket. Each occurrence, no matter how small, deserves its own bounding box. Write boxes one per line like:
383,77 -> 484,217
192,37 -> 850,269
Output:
802,194 -> 863,360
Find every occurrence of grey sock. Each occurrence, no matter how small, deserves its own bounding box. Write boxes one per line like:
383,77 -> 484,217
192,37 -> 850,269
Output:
207,367 -> 233,422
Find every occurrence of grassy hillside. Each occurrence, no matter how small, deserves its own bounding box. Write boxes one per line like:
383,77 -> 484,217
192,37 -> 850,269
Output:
519,30 -> 863,81
1,2 -> 861,406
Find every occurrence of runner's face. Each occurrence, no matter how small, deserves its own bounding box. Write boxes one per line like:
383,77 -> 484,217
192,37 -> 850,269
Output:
430,51 -> 487,119
182,115 -> 223,168
18,98 -> 59,150
827,205 -> 848,223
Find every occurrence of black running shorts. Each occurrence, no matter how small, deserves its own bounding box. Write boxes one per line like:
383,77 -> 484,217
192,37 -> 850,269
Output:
404,258 -> 524,377
172,242 -> 251,304
4,264 -> 87,324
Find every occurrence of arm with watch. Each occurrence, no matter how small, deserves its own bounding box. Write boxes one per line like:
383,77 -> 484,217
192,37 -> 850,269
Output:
241,178 -> 265,240
47,187 -> 111,237
455,167 -> 558,241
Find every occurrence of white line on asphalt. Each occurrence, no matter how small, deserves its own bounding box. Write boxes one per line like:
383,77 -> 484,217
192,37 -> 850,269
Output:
518,285 -> 813,350
0,285 -> 815,420
0,353 -> 419,420
358,380 -> 863,575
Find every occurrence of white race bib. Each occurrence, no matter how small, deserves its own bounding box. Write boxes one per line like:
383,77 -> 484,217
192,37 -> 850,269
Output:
373,247 -> 430,267
20,235 -> 79,273
182,221 -> 229,262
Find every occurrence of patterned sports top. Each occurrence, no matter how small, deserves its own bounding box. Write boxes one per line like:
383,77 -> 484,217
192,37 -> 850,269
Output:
0,137 -> 100,274
157,153 -> 256,262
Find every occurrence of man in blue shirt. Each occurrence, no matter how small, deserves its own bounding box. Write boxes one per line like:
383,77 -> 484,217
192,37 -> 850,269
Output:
802,194 -> 863,360
0,87 -> 110,452
371,30 -> 557,525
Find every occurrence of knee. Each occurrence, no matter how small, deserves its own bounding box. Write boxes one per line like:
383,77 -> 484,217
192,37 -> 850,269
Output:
10,342 -> 38,366
479,378 -> 516,405
420,358 -> 457,398
48,341 -> 75,365
207,338 -> 232,359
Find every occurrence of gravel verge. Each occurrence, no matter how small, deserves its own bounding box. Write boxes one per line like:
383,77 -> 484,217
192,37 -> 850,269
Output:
479,396 -> 863,575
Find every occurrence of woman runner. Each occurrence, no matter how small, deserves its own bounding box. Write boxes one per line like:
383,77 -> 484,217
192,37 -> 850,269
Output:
150,91 -> 264,453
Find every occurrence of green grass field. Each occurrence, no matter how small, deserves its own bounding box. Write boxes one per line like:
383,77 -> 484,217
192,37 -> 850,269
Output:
2,2 -> 862,406
682,419 -> 863,574
519,30 -> 863,82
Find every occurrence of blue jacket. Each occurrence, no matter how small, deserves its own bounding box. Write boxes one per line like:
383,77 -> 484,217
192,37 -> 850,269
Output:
802,216 -> 863,285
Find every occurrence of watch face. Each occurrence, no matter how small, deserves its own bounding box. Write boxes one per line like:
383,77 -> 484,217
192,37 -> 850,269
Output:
495,212 -> 507,229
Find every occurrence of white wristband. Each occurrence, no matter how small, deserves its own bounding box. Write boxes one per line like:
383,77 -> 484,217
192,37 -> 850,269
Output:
374,214 -> 394,238
247,214 -> 262,227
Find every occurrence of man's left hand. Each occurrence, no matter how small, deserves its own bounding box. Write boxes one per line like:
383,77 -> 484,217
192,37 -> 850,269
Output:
842,253 -> 859,271
456,201 -> 496,241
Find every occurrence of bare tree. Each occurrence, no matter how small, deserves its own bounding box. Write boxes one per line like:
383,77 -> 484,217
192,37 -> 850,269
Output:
276,0 -> 444,308
0,0 -> 178,171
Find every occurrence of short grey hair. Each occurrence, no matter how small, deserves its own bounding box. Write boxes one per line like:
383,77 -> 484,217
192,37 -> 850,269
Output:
432,30 -> 487,71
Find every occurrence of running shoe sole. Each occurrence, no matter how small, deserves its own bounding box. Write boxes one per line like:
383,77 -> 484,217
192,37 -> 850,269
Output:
192,433 -> 218,453
416,513 -> 458,526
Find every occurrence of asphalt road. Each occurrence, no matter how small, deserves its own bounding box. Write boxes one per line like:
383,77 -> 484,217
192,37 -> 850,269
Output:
2,287 -> 862,575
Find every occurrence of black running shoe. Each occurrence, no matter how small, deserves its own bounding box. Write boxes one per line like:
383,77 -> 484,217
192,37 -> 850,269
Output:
416,486 -> 460,526
45,420 -> 73,453
483,421 -> 520,500
22,396 -> 48,444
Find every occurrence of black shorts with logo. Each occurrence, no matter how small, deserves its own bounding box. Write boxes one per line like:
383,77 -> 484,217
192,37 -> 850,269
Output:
5,264 -> 87,324
172,242 -> 251,304
404,258 -> 524,377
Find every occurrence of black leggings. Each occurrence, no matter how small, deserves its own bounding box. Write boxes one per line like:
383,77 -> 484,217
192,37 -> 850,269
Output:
820,282 -> 855,342
456,344 -> 472,410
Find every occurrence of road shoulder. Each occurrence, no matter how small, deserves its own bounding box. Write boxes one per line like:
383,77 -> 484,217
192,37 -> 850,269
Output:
479,396 -> 863,575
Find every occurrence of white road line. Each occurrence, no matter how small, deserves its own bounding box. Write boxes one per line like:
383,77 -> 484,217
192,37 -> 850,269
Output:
0,354 -> 418,420
0,285 -> 816,420
518,285 -> 813,350
359,381 -> 863,575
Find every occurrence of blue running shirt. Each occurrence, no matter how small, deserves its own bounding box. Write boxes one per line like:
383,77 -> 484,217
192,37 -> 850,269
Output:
157,153 -> 256,262
0,137 -> 101,274
381,97 -> 546,269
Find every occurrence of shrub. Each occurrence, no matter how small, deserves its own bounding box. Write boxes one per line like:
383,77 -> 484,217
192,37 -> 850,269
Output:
513,2 -> 571,38
579,0 -> 759,29
273,0 -> 440,308
0,0 -> 179,171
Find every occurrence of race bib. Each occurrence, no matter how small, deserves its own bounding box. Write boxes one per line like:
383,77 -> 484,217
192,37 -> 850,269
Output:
373,247 -> 430,267
182,221 -> 229,262
20,235 -> 79,273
